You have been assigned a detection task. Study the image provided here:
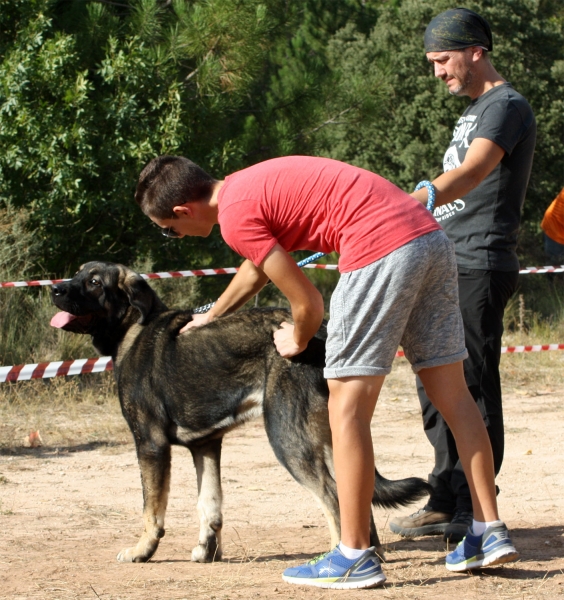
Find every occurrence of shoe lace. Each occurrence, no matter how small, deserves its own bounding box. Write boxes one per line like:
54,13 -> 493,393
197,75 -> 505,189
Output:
308,550 -> 331,565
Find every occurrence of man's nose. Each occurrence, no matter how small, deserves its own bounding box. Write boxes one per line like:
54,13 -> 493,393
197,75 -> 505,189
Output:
434,63 -> 446,78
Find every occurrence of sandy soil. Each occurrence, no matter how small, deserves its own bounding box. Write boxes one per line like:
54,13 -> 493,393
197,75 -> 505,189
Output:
1,358 -> 563,600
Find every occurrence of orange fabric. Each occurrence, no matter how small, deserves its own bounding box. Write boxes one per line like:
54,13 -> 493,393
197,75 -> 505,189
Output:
541,188 -> 564,245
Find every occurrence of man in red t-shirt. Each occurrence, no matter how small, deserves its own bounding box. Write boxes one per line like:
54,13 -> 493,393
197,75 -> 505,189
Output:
134,155 -> 518,588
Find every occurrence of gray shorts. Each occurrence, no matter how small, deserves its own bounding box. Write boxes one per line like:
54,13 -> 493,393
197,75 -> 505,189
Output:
324,229 -> 468,379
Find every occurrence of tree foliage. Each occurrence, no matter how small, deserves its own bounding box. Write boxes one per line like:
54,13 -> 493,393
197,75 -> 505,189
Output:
0,0 -> 276,276
0,0 -> 562,280
313,0 -> 564,245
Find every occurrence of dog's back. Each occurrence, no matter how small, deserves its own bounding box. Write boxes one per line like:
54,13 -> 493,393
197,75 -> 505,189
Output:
114,307 -> 329,446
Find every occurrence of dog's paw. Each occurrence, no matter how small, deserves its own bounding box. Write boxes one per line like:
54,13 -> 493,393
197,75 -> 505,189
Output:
191,543 -> 222,563
117,546 -> 151,563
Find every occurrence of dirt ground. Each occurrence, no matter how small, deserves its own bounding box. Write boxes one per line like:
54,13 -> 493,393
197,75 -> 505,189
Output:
1,354 -> 563,600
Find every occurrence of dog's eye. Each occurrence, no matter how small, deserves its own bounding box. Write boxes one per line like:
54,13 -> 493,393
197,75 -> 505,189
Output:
90,278 -> 101,286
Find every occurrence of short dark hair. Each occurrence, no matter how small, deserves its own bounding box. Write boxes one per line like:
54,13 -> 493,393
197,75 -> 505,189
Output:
135,155 -> 216,219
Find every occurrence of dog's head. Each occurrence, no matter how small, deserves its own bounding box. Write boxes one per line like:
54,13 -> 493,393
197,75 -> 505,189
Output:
50,261 -> 163,335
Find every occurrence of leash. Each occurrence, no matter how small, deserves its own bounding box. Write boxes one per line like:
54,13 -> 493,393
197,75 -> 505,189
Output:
193,183 -> 436,315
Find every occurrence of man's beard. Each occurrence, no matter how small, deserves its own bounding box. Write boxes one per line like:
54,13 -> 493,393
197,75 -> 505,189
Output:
449,66 -> 474,96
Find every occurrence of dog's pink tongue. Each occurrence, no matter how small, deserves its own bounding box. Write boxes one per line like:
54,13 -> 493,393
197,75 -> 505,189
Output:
50,311 -> 77,329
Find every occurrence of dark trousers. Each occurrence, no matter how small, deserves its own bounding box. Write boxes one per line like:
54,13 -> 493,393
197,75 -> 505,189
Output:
417,267 -> 519,514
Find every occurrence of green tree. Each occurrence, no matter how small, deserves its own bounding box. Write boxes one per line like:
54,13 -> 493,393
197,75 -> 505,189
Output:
0,0 -> 275,277
236,0 -> 382,162
313,0 -> 564,264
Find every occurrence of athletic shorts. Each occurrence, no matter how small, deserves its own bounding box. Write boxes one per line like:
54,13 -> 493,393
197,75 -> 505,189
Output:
324,229 -> 468,379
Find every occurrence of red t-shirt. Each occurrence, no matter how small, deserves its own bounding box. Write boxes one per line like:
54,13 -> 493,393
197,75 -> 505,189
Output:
217,156 -> 440,272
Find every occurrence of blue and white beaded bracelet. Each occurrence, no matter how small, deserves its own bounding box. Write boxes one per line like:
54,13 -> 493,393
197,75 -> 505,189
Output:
414,180 -> 436,212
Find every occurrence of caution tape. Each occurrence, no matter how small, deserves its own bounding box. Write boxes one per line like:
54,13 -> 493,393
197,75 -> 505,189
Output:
2,344 -> 563,383
395,344 -> 564,358
0,357 -> 113,383
0,268 -> 240,288
2,264 -> 564,288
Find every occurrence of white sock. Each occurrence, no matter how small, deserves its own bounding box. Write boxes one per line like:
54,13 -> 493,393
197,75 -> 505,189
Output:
472,519 -> 503,536
338,542 -> 366,560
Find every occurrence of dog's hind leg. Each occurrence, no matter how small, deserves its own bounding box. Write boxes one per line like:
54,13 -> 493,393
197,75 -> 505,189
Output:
189,438 -> 224,563
266,408 -> 386,559
117,440 -> 171,563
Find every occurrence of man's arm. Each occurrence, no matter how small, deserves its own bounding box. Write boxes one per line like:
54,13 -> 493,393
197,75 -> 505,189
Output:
260,244 -> 325,358
181,258 -> 269,331
411,137 -> 505,208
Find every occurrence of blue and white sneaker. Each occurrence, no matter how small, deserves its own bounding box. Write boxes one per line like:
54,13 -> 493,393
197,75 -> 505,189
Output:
282,546 -> 386,589
446,522 -> 519,572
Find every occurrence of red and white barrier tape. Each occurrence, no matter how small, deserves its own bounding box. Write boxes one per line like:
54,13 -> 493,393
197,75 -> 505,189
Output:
395,343 -> 564,359
2,264 -> 564,288
2,344 -> 563,383
0,268 -> 240,288
0,357 -> 113,383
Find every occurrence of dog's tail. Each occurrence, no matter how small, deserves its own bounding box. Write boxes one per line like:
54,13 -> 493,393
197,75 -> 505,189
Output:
372,469 -> 431,509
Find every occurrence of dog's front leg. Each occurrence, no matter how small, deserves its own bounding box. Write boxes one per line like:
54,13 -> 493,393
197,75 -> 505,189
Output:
117,442 -> 171,563
190,438 -> 223,562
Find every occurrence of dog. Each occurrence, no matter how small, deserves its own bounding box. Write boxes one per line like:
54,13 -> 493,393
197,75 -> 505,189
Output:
50,261 -> 429,563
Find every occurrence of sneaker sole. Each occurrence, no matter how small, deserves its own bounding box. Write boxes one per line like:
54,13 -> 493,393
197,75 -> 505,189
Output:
282,572 -> 387,590
446,547 -> 519,572
390,522 -> 449,538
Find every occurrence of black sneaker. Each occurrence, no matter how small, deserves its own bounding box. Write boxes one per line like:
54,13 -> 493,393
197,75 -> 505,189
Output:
443,509 -> 473,543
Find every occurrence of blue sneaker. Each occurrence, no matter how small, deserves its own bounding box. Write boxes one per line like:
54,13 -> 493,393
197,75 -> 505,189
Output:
282,546 -> 386,589
446,523 -> 519,572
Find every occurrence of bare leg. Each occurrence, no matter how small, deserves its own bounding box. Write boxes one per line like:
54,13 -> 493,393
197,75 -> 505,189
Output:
327,376 -> 385,549
418,362 -> 498,522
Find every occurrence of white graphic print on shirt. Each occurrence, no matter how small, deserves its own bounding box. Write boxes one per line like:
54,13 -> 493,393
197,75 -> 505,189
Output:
433,115 -> 477,223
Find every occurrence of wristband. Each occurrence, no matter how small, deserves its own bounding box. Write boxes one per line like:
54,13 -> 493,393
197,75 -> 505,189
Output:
414,180 -> 436,212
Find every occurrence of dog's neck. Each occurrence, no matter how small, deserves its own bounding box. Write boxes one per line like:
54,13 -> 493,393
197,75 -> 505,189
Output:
91,305 -> 161,358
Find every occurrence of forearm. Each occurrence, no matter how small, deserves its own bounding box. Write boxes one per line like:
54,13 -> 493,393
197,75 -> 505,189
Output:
208,259 -> 269,319
289,293 -> 325,349
411,137 -> 505,209
260,245 -> 325,353
411,168 -> 484,208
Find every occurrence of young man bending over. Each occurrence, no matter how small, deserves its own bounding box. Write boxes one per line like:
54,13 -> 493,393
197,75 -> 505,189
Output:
135,155 -> 519,589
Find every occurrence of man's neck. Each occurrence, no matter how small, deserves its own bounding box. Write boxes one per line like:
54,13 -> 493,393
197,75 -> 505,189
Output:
208,180 -> 225,222
469,65 -> 506,100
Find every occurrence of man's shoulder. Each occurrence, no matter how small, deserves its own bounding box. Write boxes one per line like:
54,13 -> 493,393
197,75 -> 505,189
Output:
475,83 -> 533,116
459,84 -> 535,136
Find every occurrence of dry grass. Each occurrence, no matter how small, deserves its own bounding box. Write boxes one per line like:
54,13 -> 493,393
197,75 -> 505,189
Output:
0,373 -> 129,452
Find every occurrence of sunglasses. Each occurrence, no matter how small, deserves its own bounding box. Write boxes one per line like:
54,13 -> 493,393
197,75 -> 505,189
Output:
161,225 -> 181,238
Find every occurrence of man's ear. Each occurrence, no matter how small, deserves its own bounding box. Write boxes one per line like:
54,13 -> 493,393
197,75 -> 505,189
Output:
172,203 -> 194,219
470,46 -> 484,62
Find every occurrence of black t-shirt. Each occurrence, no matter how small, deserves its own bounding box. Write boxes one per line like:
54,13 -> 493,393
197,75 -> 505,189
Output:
435,83 -> 536,271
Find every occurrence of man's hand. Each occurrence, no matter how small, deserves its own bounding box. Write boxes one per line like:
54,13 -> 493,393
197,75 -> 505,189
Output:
273,321 -> 306,358
180,312 -> 214,333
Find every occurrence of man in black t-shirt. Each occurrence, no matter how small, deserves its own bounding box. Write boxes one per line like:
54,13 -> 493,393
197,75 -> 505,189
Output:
391,8 -> 536,544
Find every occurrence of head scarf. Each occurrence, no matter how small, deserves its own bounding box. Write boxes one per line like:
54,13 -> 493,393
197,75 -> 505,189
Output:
424,8 -> 493,53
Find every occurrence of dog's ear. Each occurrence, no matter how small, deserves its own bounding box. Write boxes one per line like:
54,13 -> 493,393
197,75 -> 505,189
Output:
118,269 -> 156,324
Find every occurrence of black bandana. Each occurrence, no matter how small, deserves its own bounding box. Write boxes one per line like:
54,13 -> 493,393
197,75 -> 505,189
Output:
424,8 -> 493,53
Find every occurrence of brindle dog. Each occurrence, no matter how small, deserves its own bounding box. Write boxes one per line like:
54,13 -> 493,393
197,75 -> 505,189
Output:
51,261 -> 429,563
